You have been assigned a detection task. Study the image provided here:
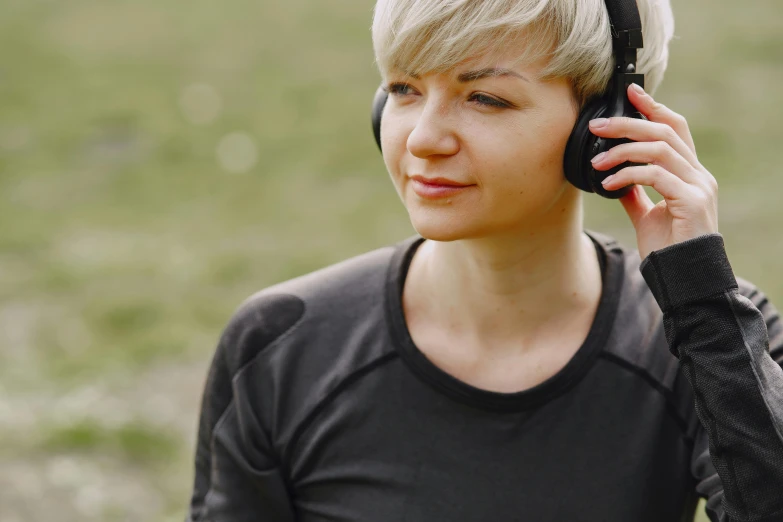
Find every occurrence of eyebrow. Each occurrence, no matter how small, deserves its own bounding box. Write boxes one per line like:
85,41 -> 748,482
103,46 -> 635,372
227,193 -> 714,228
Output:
405,68 -> 530,83
457,68 -> 530,83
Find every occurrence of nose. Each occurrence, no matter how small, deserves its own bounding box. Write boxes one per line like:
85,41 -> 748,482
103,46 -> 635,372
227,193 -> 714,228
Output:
406,98 -> 459,158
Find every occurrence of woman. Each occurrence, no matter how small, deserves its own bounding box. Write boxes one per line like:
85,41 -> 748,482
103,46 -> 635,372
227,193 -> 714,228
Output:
186,0 -> 783,520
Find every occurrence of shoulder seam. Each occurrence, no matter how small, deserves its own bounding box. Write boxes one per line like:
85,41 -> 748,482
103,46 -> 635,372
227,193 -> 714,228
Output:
233,297 -> 308,381
599,351 -> 694,448
200,399 -> 237,522
282,351 -> 400,476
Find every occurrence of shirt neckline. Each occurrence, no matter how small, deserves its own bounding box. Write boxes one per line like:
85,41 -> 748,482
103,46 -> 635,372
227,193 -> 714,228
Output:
385,231 -> 625,413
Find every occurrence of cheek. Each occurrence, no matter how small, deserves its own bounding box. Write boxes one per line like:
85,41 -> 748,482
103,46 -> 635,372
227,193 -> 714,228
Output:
470,114 -> 576,221
478,121 -> 569,191
514,110 -> 576,175
380,114 -> 407,180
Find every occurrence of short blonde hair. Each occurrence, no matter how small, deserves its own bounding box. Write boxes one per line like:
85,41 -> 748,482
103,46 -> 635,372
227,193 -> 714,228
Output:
372,0 -> 675,108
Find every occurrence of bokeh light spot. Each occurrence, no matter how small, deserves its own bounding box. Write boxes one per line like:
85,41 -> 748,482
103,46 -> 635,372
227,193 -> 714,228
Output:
216,132 -> 258,173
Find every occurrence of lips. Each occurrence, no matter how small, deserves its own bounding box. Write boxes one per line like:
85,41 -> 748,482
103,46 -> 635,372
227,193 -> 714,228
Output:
409,175 -> 471,187
409,175 -> 475,199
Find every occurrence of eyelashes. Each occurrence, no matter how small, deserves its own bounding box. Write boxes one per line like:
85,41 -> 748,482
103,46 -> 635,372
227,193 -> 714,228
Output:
386,82 -> 416,97
469,93 -> 509,108
385,82 -> 512,109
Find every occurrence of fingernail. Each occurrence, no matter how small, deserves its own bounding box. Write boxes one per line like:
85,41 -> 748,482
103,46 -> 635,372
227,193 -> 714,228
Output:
591,152 -> 607,164
589,118 -> 609,129
631,83 -> 645,95
601,174 -> 615,186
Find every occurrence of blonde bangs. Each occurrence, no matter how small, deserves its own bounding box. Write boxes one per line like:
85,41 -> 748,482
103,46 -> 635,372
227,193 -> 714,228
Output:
373,0 -> 557,79
372,0 -> 674,107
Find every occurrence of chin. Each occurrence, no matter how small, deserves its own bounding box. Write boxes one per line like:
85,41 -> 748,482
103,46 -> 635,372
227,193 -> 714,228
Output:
406,206 -> 484,242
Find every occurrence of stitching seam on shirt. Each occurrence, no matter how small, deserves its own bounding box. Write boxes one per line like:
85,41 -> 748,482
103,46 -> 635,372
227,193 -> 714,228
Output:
227,298 -> 309,491
194,349 -> 234,522
724,291 -> 783,447
200,399 -> 237,522
201,291 -> 305,518
599,351 -> 694,447
234,300 -> 308,381
283,351 -> 400,476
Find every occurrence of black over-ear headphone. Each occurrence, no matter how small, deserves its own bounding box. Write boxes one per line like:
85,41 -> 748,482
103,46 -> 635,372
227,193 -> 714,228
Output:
371,0 -> 645,199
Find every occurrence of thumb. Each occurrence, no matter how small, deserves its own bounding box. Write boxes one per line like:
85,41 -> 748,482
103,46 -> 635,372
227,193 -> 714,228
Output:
619,184 -> 654,228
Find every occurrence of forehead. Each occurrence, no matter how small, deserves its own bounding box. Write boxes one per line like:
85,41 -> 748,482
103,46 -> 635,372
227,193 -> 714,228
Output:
383,34 -> 553,82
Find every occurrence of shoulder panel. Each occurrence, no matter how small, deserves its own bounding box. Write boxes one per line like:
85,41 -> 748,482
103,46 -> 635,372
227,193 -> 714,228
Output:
222,242 -> 399,374
220,293 -> 306,375
220,241 -> 406,458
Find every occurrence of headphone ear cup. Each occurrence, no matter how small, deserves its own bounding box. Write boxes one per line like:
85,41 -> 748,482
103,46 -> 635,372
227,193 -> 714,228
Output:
563,97 -> 608,193
564,94 -> 641,200
371,86 -> 388,153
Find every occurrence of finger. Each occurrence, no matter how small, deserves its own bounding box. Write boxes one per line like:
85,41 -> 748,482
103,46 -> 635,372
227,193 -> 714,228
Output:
626,83 -> 697,154
601,164 -> 689,201
591,140 -> 702,185
619,184 -> 655,229
589,114 -> 700,169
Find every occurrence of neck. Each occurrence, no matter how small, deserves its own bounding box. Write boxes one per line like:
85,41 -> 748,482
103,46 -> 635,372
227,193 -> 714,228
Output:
404,192 -> 602,353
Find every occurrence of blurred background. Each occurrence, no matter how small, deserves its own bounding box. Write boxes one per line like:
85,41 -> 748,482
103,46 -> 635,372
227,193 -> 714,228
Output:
0,0 -> 780,520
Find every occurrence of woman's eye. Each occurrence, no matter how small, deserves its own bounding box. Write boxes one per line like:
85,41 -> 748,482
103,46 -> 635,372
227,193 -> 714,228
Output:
386,84 -> 509,109
469,93 -> 509,108
387,82 -> 416,96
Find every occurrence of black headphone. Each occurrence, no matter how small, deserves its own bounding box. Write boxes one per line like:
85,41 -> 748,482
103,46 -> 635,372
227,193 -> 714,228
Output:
371,0 -> 645,199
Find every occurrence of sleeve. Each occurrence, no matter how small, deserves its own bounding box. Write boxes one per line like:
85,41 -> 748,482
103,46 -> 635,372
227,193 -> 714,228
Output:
640,233 -> 783,522
185,305 -> 298,522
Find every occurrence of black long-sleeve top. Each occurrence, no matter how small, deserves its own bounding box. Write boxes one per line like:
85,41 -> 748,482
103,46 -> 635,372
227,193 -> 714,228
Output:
185,231 -> 783,522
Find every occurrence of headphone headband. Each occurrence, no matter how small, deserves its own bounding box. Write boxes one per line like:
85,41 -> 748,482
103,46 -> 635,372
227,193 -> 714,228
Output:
603,0 -> 642,34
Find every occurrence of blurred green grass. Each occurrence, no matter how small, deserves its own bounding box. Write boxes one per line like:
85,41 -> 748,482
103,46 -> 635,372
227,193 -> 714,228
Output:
0,0 -> 781,520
